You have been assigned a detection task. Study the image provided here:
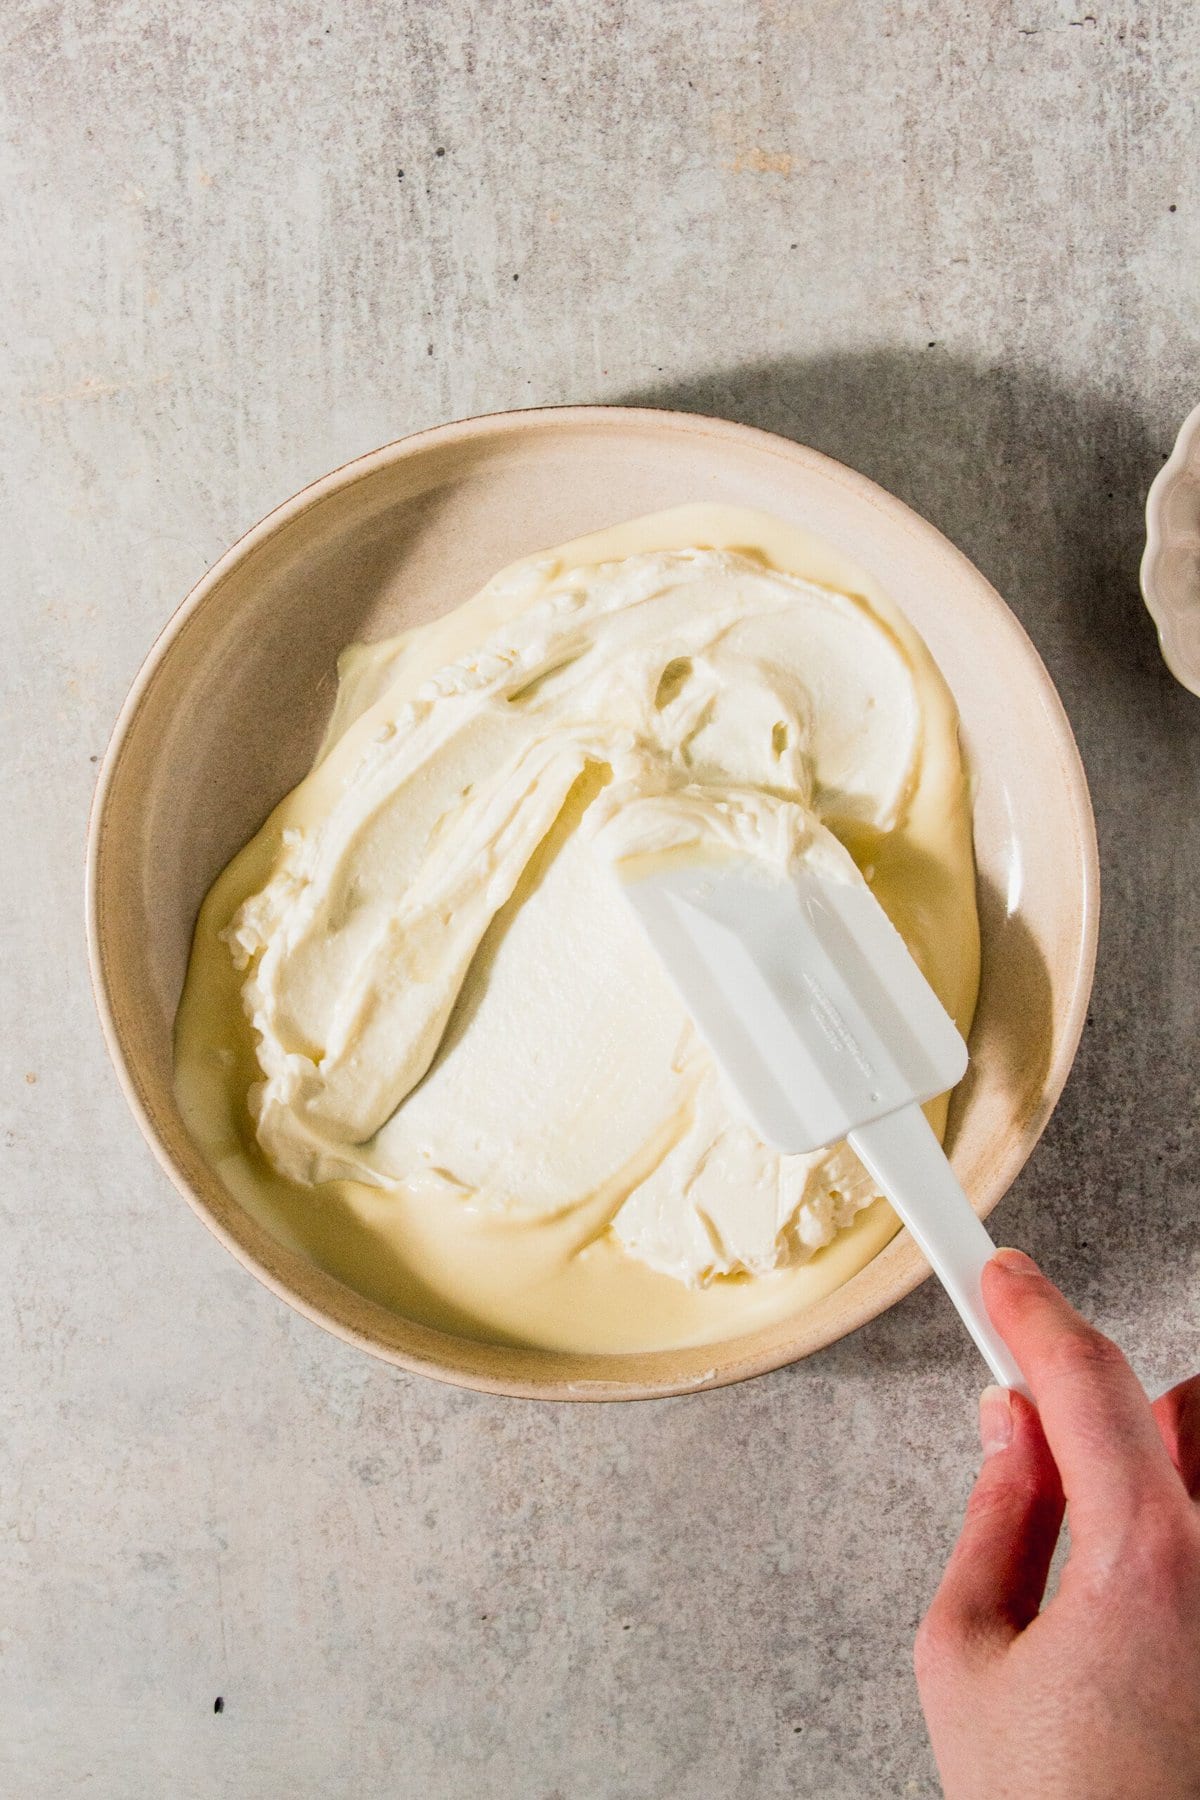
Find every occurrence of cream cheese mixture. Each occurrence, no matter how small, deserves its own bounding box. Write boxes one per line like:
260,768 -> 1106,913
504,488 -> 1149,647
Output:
174,505 -> 979,1353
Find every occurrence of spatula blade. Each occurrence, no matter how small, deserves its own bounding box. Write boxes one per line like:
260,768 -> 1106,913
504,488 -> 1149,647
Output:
616,856 -> 967,1155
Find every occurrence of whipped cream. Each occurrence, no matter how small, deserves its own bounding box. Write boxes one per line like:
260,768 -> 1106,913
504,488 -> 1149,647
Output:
174,506 -> 979,1352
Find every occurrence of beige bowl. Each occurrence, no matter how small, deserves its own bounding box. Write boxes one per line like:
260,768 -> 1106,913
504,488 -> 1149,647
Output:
87,407 -> 1098,1400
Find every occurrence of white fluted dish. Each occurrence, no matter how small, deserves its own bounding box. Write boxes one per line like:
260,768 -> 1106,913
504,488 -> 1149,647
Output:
1142,401 -> 1200,697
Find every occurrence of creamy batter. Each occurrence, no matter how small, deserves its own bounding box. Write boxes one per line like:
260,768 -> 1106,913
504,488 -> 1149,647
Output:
174,505 -> 979,1353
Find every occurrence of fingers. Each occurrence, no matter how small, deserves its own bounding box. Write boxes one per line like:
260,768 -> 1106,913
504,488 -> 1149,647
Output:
918,1386 -> 1064,1668
982,1250 -> 1183,1546
1153,1374 -> 1200,1498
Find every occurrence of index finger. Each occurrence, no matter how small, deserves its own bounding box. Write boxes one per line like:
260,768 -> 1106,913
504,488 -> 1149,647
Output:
1152,1373 -> 1200,1498
982,1249 -> 1183,1548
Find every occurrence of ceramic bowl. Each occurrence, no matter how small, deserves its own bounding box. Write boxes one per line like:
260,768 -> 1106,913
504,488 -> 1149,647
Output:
1142,401 -> 1200,696
87,407 -> 1098,1399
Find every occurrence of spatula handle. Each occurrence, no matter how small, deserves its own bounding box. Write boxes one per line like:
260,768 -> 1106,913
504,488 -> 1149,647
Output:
849,1104 -> 1030,1395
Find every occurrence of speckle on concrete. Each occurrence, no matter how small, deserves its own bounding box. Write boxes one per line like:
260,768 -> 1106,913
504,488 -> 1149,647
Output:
2,4 -> 1199,1797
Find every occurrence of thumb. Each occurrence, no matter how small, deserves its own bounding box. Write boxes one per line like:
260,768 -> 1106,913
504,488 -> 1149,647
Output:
917,1388 -> 1064,1674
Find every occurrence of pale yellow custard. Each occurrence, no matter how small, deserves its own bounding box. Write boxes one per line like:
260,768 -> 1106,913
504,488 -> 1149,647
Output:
173,505 -> 979,1353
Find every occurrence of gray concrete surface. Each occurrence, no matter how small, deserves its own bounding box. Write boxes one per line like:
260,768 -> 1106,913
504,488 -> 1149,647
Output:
4,3 -> 1200,1795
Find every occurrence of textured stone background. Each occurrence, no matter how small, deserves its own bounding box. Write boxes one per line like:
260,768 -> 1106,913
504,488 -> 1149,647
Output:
4,3 -> 1199,1795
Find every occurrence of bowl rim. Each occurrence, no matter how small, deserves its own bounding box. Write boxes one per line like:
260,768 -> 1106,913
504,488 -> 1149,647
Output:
86,403 -> 1101,1400
1141,398 -> 1200,698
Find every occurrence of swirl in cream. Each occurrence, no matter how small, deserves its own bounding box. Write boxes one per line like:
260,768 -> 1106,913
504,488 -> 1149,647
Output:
174,507 -> 978,1352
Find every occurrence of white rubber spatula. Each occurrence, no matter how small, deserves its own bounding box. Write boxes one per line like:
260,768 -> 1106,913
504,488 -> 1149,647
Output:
616,853 -> 1027,1393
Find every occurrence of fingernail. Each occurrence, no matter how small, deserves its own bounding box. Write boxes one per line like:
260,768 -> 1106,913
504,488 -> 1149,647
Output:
979,1385 -> 1014,1458
993,1247 -> 1040,1276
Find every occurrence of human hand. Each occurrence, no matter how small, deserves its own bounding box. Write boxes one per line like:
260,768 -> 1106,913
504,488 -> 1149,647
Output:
915,1248 -> 1200,1800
